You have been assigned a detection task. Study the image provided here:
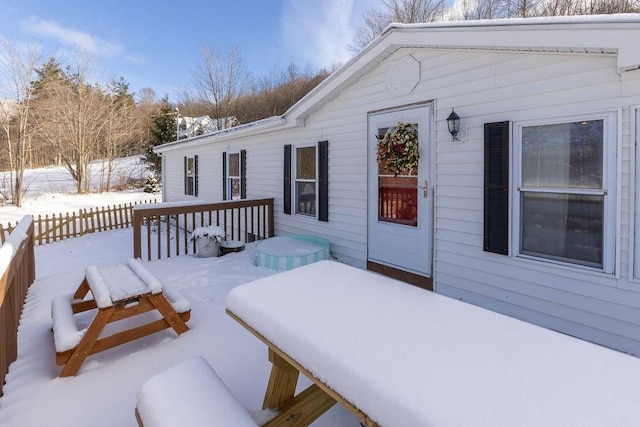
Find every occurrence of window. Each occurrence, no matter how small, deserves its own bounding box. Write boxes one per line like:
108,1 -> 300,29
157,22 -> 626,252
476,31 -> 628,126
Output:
376,125 -> 419,227
184,155 -> 198,197
223,151 -> 245,200
515,116 -> 614,270
295,146 -> 316,216
283,142 -> 328,221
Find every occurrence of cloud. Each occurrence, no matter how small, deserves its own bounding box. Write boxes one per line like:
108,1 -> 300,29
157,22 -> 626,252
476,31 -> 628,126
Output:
281,0 -> 366,69
21,16 -> 123,57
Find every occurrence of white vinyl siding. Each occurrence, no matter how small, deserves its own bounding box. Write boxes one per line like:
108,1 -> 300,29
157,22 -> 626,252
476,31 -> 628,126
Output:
158,45 -> 640,356
422,49 -> 639,354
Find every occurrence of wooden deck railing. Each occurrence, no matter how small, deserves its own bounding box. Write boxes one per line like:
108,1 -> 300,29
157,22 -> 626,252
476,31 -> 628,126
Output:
0,216 -> 35,397
0,199 -> 157,246
133,198 -> 275,261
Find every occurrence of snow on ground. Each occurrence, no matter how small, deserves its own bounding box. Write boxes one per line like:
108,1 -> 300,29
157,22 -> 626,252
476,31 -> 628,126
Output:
1,164 -> 358,426
0,229 -> 360,426
0,156 -> 157,225
4,161 -> 640,426
5,222 -> 640,426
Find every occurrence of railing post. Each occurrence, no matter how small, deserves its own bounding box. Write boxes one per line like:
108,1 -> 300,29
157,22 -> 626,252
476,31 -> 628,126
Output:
133,208 -> 141,259
268,198 -> 275,237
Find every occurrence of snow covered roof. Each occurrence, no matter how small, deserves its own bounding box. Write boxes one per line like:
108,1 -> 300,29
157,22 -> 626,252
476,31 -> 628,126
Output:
379,14 -> 639,67
155,14 -> 640,153
287,13 -> 640,120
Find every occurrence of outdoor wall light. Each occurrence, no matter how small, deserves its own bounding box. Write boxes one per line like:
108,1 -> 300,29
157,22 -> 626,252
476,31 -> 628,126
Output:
447,108 -> 461,142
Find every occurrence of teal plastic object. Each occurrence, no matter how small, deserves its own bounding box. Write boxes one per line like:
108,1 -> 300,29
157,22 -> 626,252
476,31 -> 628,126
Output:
255,235 -> 330,271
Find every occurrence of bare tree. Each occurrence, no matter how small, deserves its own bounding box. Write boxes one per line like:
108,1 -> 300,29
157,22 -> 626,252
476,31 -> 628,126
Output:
33,55 -> 112,193
457,0 -> 510,19
99,77 -> 136,191
0,36 -> 42,207
505,0 -> 540,17
351,0 -> 451,51
184,44 -> 249,122
137,87 -> 157,107
234,63 -> 329,123
539,0 -> 639,15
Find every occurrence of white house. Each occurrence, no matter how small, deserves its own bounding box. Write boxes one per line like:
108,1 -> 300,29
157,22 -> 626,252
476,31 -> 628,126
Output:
177,115 -> 239,140
155,15 -> 640,356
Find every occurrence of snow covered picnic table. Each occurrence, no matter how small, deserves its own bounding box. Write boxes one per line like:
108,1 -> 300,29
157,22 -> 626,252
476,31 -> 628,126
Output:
52,258 -> 191,377
226,260 -> 640,427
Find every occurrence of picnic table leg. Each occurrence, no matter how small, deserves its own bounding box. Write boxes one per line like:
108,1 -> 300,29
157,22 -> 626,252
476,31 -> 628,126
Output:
263,383 -> 337,427
148,293 -> 189,335
59,306 -> 115,377
263,348 -> 300,410
69,278 -> 99,314
72,278 -> 90,299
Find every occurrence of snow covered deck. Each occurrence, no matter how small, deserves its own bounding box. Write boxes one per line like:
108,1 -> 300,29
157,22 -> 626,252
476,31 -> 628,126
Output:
227,260 -> 640,426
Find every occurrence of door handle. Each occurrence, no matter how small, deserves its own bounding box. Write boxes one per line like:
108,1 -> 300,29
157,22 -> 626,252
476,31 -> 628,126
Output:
417,181 -> 428,198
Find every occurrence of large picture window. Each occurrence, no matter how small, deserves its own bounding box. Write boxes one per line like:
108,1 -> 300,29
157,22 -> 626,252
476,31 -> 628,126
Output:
516,117 -> 614,270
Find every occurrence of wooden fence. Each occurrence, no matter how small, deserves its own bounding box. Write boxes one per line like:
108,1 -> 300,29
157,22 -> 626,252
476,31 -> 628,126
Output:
0,216 -> 35,397
133,198 -> 275,261
0,199 -> 157,246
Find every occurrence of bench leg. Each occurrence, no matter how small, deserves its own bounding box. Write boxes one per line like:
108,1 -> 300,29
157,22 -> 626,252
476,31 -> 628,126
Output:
59,306 -> 114,377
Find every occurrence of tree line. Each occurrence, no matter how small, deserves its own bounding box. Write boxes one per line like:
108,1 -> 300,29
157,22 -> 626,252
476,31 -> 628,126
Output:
0,39 -> 329,206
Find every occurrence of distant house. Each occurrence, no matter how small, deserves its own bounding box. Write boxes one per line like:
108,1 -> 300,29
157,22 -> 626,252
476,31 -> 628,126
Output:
177,115 -> 239,140
155,15 -> 640,356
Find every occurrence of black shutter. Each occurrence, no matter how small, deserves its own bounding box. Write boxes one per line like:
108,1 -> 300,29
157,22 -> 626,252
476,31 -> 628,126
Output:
222,151 -> 227,200
183,156 -> 187,195
240,149 -> 247,199
318,141 -> 328,222
194,154 -> 199,197
283,145 -> 292,215
484,121 -> 510,255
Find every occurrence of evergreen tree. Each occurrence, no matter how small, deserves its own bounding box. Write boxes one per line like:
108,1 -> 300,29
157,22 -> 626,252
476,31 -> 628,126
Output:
142,96 -> 176,177
143,173 -> 161,193
31,57 -> 67,97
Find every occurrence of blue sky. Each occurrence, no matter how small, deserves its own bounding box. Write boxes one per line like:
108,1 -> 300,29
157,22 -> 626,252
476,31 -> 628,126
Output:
0,0 -> 378,101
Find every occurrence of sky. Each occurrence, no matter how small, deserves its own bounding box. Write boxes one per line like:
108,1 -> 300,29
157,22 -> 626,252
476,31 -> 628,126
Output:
0,0 -> 378,102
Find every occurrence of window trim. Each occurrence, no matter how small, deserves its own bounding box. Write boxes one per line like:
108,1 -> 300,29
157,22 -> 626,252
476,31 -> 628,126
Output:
511,112 -> 617,273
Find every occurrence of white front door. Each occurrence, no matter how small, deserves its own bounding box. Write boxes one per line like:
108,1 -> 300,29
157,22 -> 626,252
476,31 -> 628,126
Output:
367,105 -> 432,276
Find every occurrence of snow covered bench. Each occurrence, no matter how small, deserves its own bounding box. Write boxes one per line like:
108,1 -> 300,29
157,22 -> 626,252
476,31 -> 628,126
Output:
51,258 -> 191,377
135,356 -> 258,427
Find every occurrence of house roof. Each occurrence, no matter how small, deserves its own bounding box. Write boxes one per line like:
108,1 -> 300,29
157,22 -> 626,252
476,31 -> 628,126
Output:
155,14 -> 640,153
